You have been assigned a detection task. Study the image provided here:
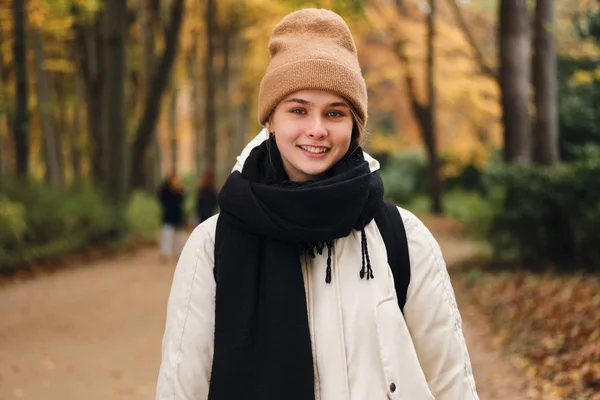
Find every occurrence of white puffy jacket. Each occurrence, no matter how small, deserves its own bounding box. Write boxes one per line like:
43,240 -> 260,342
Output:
156,130 -> 479,400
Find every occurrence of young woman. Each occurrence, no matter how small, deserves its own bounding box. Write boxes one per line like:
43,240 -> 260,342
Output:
156,8 -> 479,400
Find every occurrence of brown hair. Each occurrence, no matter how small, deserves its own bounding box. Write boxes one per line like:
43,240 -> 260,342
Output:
349,105 -> 367,152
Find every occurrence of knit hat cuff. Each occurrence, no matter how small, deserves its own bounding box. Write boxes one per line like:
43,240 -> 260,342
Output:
258,59 -> 368,128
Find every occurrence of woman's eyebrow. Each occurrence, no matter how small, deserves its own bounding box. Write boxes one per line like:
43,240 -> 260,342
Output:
284,98 -> 312,106
328,102 -> 349,108
283,98 -> 349,108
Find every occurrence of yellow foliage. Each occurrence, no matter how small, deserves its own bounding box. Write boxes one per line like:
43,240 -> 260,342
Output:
27,0 -> 46,28
42,58 -> 75,73
362,0 -> 502,168
570,68 -> 600,86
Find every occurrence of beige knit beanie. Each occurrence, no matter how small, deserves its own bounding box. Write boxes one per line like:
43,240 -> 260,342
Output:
258,8 -> 368,131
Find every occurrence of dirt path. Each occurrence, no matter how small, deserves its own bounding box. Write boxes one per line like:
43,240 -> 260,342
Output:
0,220 -> 531,400
427,220 -> 532,400
0,251 -> 173,400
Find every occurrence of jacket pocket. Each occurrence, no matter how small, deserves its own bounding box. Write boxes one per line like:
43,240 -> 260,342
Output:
375,295 -> 435,400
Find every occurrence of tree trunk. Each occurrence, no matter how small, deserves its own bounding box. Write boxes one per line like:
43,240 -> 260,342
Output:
138,0 -> 162,191
71,70 -> 84,180
73,16 -> 105,184
130,0 -> 184,190
393,0 -> 443,214
169,87 -> 177,173
0,118 -> 6,178
226,31 -> 248,175
499,0 -> 531,163
222,28 -> 236,182
145,126 -> 162,192
12,0 -> 29,177
0,27 -> 8,178
533,0 -> 559,165
425,0 -> 443,214
103,0 -> 127,205
33,28 -> 63,186
237,97 -> 251,164
187,40 -> 204,176
0,127 -> 5,178
51,74 -> 67,180
203,0 -> 217,176
86,76 -> 105,183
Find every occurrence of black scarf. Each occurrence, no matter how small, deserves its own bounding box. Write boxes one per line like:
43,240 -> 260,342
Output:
208,138 -> 384,399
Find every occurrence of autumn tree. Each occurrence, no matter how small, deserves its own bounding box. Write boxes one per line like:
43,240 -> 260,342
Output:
186,33 -> 204,176
12,0 -> 29,177
203,0 -> 217,177
0,13 -> 11,177
533,0 -> 559,165
499,0 -> 531,163
168,84 -> 178,174
221,3 -> 246,177
137,0 -> 162,191
73,9 -> 105,184
448,0 -> 546,164
423,0 -> 442,214
71,65 -> 85,180
130,0 -> 185,190
32,27 -> 63,186
103,0 -> 127,204
369,0 -> 444,213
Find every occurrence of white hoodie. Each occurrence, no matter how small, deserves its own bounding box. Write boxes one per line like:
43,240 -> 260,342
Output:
156,130 -> 479,400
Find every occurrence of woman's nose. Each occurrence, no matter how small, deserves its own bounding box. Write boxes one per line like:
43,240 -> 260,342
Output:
306,116 -> 327,139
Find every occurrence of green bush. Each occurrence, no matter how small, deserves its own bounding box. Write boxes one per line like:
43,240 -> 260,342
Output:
403,189 -> 498,239
0,180 -> 121,270
380,152 -> 428,204
126,191 -> 161,241
484,147 -> 600,271
443,190 -> 499,238
559,77 -> 600,160
557,42 -> 600,160
0,198 -> 27,250
445,162 -> 485,194
0,179 -> 171,271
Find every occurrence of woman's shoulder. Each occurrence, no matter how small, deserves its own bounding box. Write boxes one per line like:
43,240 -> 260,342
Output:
192,214 -> 219,242
174,214 -> 220,275
393,206 -> 441,249
178,215 -> 219,261
393,206 -> 423,234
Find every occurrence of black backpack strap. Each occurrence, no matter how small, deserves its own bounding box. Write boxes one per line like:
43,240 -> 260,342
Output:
374,201 -> 411,313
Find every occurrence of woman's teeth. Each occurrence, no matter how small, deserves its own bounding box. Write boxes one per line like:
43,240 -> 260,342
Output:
299,145 -> 328,154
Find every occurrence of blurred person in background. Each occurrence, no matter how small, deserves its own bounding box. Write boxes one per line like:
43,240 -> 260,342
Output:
195,171 -> 218,225
157,172 -> 186,262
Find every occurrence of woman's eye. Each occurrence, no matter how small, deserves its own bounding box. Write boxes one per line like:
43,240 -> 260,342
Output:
291,109 -> 306,115
327,111 -> 344,117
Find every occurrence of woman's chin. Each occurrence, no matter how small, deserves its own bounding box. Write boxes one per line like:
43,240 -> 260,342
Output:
295,163 -> 331,180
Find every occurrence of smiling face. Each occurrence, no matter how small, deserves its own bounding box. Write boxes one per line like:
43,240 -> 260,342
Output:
266,90 -> 355,182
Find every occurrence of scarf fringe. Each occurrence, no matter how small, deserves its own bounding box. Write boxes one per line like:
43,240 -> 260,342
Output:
300,227 -> 374,284
359,227 -> 374,280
